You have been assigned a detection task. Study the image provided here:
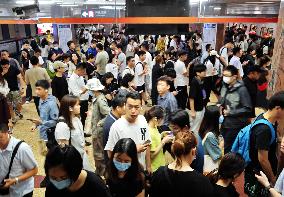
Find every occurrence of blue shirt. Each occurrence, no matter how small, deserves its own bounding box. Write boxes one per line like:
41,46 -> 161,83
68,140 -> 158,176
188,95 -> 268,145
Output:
38,95 -> 59,140
157,92 -> 178,126
86,47 -> 97,58
191,134 -> 205,174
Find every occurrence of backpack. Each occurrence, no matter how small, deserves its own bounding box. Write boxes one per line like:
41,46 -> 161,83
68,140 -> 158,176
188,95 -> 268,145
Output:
231,114 -> 276,166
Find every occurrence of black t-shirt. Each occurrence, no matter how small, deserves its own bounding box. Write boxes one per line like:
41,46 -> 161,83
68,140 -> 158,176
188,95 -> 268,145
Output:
107,176 -> 144,197
86,62 -> 97,79
51,76 -> 69,101
149,166 -> 213,197
213,183 -> 239,197
45,171 -> 112,197
189,77 -> 206,111
243,77 -> 257,117
152,64 -> 164,91
3,65 -> 20,91
247,114 -> 277,174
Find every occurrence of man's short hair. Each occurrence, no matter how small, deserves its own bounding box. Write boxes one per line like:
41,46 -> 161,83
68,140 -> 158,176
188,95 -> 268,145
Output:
137,50 -> 146,57
96,43 -> 104,50
126,91 -> 141,102
30,56 -> 39,66
0,59 -> 10,66
87,54 -> 95,60
112,95 -> 126,109
76,62 -> 87,70
35,80 -> 50,90
34,48 -> 42,53
193,64 -> 207,75
268,91 -> 284,110
157,76 -> 172,86
224,65 -> 239,76
169,109 -> 190,129
233,47 -> 241,55
126,56 -> 134,63
0,123 -> 9,133
67,40 -> 74,48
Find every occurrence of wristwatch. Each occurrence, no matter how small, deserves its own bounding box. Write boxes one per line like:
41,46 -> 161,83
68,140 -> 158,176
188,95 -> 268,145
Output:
265,184 -> 272,190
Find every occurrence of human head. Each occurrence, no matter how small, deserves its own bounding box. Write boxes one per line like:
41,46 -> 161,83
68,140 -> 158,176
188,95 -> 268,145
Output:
111,95 -> 126,117
117,43 -> 123,52
247,65 -> 262,81
75,62 -> 87,77
60,95 -> 80,130
35,80 -> 50,98
67,41 -> 75,50
155,55 -> 163,65
145,105 -> 164,127
0,59 -> 10,70
22,40 -> 30,50
0,123 -> 9,150
87,53 -> 95,63
44,145 -> 82,190
48,52 -> 57,62
199,105 -> 220,139
171,132 -> 197,168
157,76 -> 171,96
193,64 -> 207,79
30,56 -> 39,66
101,72 -> 114,86
216,153 -> 245,181
267,91 -> 284,120
141,43 -> 149,52
177,50 -> 187,62
259,55 -> 271,68
223,65 -> 238,85
71,53 -> 80,64
247,47 -> 256,56
108,138 -> 140,180
96,43 -> 104,51
53,41 -> 59,48
1,50 -> 10,60
169,110 -> 190,135
110,41 -> 117,50
21,49 -> 30,59
137,50 -> 146,62
232,47 -> 243,57
164,68 -> 176,80
126,56 -> 135,68
125,92 -> 142,123
205,44 -> 212,52
53,61 -> 67,73
90,40 -> 97,48
61,53 -> 70,63
34,48 -> 42,57
121,73 -> 135,88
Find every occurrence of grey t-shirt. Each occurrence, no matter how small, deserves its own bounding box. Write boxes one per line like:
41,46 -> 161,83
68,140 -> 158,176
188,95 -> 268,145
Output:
95,51 -> 109,75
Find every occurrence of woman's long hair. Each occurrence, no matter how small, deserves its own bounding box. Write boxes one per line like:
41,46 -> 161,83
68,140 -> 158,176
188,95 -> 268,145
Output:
107,138 -> 143,182
0,67 -> 5,86
59,95 -> 80,129
199,105 -> 220,139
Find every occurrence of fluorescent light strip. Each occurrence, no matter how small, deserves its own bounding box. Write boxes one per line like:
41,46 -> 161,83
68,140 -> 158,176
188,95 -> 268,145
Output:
245,1 -> 275,3
59,4 -> 79,7
16,0 -> 62,5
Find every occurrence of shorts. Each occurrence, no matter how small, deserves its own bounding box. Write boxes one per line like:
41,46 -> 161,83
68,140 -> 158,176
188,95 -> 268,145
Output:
136,84 -> 145,93
6,91 -> 22,106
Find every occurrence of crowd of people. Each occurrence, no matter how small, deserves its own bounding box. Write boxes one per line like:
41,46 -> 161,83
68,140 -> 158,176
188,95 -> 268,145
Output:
0,23 -> 283,197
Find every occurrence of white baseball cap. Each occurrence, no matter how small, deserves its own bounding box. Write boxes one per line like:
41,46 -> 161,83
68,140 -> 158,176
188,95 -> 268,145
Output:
85,78 -> 104,91
209,50 -> 220,58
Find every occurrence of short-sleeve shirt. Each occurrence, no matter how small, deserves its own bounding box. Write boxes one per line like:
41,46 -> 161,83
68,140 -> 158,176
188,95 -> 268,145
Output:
229,56 -> 244,77
25,67 -> 51,96
95,51 -> 109,75
174,59 -> 188,87
118,52 -> 126,74
106,63 -> 119,79
122,66 -> 135,78
105,115 -> 151,169
0,136 -> 38,196
134,62 -> 145,87
248,114 -> 277,174
3,65 -> 20,91
189,77 -> 206,111
274,168 -> 284,194
149,127 -> 165,172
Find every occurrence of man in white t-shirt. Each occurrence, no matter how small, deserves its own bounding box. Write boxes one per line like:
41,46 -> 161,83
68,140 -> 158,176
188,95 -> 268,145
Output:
122,56 -> 135,78
174,50 -> 188,109
229,47 -> 248,78
140,43 -> 153,95
134,51 -> 147,101
116,44 -> 126,75
106,57 -> 119,80
219,41 -> 234,67
105,92 -> 152,172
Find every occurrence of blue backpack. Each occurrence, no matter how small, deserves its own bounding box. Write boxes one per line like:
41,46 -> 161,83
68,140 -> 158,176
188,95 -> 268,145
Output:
231,114 -> 276,166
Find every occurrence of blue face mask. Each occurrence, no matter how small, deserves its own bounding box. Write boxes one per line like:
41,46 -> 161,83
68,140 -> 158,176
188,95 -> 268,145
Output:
113,159 -> 131,172
49,178 -> 72,190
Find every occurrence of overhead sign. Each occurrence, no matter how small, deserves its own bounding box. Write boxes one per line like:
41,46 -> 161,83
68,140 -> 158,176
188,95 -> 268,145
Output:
81,9 -> 115,18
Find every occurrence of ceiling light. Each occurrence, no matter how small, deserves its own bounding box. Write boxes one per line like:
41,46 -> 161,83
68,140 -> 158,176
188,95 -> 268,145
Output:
84,1 -> 125,5
245,1 -> 275,3
16,0 -> 62,5
59,4 -> 79,7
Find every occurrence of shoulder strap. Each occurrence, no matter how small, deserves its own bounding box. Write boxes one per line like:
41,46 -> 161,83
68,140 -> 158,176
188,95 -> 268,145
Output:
202,132 -> 211,145
252,119 -> 276,145
5,140 -> 24,179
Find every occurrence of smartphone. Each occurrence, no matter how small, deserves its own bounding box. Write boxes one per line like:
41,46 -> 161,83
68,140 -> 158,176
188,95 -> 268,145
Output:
253,169 -> 260,176
143,140 -> 151,145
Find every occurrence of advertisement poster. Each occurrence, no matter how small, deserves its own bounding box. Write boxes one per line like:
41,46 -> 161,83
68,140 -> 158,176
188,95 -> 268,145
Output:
58,24 -> 72,53
202,23 -> 217,51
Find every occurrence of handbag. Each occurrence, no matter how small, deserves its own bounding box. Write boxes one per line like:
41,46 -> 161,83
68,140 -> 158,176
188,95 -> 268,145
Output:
202,132 -> 220,174
0,141 -> 23,195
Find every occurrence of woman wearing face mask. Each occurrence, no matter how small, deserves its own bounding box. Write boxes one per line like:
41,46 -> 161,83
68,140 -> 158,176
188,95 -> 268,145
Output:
54,94 -> 93,171
106,138 -> 145,197
149,132 -> 214,197
45,145 -> 111,196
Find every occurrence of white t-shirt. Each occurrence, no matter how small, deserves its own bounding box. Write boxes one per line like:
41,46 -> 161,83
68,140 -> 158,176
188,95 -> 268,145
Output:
134,61 -> 145,86
174,59 -> 188,86
122,66 -> 135,78
106,63 -> 119,79
220,47 -> 229,66
117,52 -> 126,74
275,168 -> 284,194
105,115 -> 151,169
205,60 -> 218,77
29,56 -> 44,68
229,56 -> 244,77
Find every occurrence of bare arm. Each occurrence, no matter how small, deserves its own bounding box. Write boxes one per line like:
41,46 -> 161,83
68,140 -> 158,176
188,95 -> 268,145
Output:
258,150 -> 276,184
17,74 -> 25,90
146,146 -> 152,173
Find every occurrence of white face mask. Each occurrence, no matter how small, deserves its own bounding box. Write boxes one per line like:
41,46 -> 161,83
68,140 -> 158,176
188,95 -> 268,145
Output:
223,76 -> 231,84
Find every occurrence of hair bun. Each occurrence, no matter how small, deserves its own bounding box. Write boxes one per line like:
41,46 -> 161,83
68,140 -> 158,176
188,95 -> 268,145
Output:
172,139 -> 185,157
